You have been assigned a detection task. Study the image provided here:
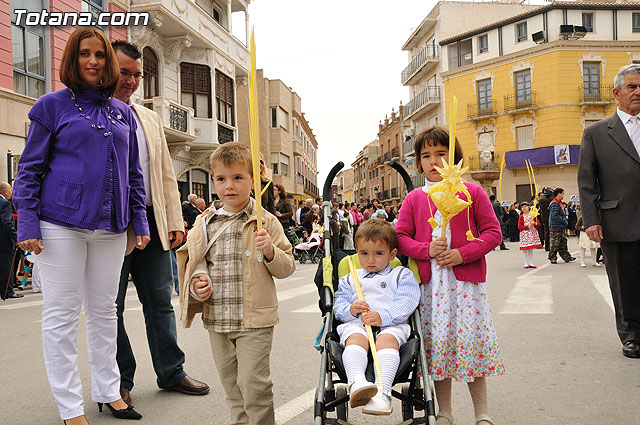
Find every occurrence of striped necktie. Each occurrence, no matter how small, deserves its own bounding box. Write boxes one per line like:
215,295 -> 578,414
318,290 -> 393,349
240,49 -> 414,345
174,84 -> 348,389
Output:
630,116 -> 640,157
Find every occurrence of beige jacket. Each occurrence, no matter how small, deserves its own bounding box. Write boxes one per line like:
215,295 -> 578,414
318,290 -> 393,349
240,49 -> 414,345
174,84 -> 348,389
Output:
125,104 -> 183,254
176,201 -> 296,329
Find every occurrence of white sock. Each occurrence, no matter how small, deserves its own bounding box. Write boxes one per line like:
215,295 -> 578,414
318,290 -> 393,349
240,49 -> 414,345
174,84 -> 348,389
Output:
343,345 -> 368,385
580,248 -> 586,264
377,348 -> 400,401
522,251 -> 528,267
590,248 -> 597,264
528,250 -> 534,266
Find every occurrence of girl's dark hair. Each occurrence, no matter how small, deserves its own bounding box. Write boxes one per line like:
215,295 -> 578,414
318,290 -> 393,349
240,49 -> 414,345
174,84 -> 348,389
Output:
414,126 -> 464,174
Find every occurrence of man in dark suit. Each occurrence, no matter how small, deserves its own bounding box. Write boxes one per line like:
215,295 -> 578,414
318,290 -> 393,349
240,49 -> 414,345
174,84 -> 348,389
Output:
537,188 -> 553,250
181,193 -> 200,229
489,195 -> 508,250
578,64 -> 640,359
0,182 -> 22,300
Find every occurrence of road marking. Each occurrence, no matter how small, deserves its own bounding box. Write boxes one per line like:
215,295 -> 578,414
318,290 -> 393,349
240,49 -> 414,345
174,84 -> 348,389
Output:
275,387 -> 315,425
499,276 -> 553,314
277,285 -> 316,302
588,275 -> 614,312
291,303 -> 318,313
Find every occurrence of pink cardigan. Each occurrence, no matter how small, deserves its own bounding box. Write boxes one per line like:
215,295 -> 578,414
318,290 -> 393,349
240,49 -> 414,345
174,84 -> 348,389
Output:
396,182 -> 502,283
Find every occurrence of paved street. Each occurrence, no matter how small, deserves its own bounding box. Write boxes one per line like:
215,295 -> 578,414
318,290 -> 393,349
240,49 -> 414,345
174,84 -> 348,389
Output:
2,237 -> 640,425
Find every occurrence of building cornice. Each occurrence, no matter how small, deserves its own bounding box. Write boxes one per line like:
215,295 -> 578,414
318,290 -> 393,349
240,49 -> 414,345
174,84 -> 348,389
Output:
440,40 -> 639,80
440,1 -> 640,45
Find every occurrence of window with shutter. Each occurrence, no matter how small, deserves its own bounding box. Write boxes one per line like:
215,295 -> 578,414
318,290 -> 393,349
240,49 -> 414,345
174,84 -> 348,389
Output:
215,69 -> 234,126
143,47 -> 158,98
180,63 -> 211,118
516,125 -> 533,150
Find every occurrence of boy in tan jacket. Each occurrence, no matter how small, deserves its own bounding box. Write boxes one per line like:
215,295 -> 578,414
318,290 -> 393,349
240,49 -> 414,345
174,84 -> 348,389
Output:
177,143 -> 295,425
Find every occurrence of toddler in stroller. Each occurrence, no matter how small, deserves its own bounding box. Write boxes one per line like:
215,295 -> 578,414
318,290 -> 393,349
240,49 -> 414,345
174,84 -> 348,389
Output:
334,220 -> 420,415
314,222 -> 437,424
295,229 -> 324,264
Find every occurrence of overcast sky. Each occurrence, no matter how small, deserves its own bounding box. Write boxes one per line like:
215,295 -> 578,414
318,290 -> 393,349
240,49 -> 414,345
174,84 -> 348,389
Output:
247,0 -> 438,187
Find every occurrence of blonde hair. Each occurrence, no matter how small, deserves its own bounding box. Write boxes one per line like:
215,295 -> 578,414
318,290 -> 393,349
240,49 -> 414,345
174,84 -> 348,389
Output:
210,143 -> 253,176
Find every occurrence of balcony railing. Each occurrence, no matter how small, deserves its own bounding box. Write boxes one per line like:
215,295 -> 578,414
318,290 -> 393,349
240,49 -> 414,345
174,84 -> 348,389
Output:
578,85 -> 615,103
384,152 -> 390,162
504,92 -> 537,113
390,187 -> 399,199
377,156 -> 384,167
467,100 -> 496,119
403,86 -> 441,118
380,190 -> 389,200
404,135 -> 417,157
391,147 -> 399,159
218,124 -> 234,144
304,178 -> 318,196
467,153 -> 503,172
411,174 -> 426,189
401,45 -> 439,84
142,97 -> 195,142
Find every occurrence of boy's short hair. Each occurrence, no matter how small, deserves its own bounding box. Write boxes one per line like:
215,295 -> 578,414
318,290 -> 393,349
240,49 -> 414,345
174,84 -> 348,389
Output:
210,143 -> 253,176
355,219 -> 398,250
553,187 -> 564,197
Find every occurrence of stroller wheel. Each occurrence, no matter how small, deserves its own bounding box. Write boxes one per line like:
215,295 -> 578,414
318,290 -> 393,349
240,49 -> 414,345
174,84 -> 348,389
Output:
335,385 -> 348,422
299,252 -> 308,264
401,383 -> 414,421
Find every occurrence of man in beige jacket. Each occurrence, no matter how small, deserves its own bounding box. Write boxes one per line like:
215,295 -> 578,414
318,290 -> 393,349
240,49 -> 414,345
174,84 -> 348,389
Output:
112,42 -> 208,407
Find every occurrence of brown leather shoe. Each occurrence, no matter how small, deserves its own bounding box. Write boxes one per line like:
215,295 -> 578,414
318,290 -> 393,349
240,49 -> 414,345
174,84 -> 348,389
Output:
120,387 -> 133,408
169,376 -> 210,395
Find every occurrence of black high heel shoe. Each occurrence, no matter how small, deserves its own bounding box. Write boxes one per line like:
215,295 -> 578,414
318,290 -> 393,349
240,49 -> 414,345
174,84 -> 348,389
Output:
97,402 -> 142,420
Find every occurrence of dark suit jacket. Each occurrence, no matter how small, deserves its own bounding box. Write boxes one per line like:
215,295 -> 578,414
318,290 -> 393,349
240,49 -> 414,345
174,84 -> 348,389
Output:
578,112 -> 640,242
0,197 -> 16,252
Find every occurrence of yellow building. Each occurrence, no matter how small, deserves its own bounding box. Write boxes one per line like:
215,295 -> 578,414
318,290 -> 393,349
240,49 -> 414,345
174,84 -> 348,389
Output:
439,1 -> 640,203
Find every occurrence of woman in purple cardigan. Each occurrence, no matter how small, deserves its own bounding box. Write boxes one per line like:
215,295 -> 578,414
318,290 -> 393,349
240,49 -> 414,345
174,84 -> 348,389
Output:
13,29 -> 148,425
395,127 -> 504,425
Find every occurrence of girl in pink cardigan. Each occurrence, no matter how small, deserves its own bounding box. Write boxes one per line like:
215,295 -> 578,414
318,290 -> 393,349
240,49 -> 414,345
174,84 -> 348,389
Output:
396,127 -> 504,425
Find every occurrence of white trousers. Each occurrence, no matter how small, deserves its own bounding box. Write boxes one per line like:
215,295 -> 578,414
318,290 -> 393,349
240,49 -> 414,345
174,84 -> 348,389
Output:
37,221 -> 127,420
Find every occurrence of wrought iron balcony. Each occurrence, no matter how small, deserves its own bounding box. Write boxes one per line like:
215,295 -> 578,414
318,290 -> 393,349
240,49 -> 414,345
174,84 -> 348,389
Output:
467,153 -> 503,172
504,92 -> 537,113
401,45 -> 439,85
377,156 -> 384,167
403,86 -> 441,119
380,190 -> 389,200
384,152 -> 390,162
142,97 -> 195,143
390,187 -> 399,199
391,147 -> 399,159
578,85 -> 615,104
404,135 -> 417,157
467,100 -> 497,119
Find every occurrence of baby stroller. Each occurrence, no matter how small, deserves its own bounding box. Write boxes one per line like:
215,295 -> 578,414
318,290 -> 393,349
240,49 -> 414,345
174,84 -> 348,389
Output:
295,232 -> 324,264
312,162 -> 437,425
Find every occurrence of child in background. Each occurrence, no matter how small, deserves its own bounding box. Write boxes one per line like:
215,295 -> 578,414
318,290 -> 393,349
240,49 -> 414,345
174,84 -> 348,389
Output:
334,219 -> 420,415
518,202 -> 542,268
575,216 -> 602,267
395,126 -> 504,425
177,143 -> 295,425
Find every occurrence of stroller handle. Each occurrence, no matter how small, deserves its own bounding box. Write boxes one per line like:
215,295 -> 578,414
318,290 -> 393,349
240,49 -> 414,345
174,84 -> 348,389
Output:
388,160 -> 414,192
322,162 -> 344,201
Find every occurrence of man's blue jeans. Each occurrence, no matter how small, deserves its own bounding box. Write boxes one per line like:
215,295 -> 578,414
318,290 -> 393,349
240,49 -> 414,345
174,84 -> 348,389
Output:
116,207 -> 186,390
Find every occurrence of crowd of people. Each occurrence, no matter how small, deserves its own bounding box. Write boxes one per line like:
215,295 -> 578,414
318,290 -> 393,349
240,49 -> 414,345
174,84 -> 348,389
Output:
3,25 -> 638,425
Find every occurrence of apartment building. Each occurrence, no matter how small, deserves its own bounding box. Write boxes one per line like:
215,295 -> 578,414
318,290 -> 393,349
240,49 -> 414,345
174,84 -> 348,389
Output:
375,106 -> 404,209
439,0 -> 640,202
352,139 -> 379,204
334,167 -> 354,205
400,0 -> 538,183
237,69 -> 319,203
3,0 -> 251,204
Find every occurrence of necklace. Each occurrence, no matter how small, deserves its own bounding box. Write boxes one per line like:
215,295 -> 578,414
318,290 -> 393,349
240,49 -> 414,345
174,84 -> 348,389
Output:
69,88 -> 119,137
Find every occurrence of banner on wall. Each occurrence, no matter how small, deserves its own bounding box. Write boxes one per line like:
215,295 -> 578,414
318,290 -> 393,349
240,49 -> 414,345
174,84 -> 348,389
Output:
554,144 -> 570,165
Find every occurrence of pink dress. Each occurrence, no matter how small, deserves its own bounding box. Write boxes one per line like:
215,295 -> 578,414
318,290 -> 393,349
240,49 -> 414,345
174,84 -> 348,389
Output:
518,214 -> 541,250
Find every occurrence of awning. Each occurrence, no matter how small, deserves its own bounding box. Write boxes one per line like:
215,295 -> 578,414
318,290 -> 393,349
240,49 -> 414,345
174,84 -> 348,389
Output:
505,145 -> 580,169
404,157 -> 415,164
